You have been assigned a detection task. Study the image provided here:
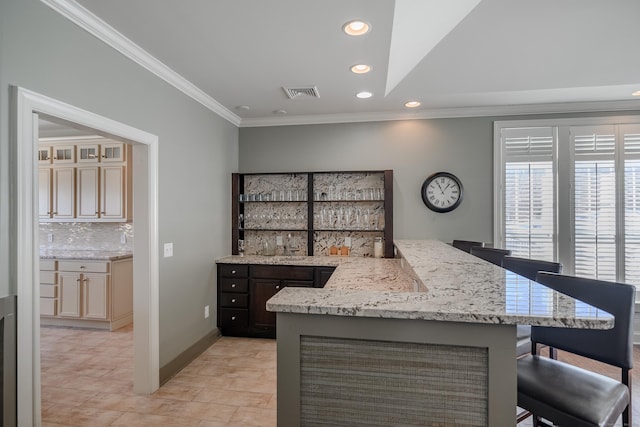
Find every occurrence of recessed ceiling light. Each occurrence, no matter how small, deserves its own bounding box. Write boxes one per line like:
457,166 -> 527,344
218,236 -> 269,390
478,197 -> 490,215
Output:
343,20 -> 370,36
404,101 -> 421,108
273,109 -> 287,115
350,64 -> 372,74
236,105 -> 250,111
633,90 -> 640,96
356,91 -> 373,99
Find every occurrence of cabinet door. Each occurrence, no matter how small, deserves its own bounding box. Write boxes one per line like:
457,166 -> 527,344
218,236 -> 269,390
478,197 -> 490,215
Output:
250,279 -> 282,331
52,145 -> 75,163
76,166 -> 99,219
38,146 -> 52,164
83,273 -> 109,320
100,143 -> 124,162
58,272 -> 81,317
52,167 -> 75,219
38,168 -> 52,218
101,166 -> 125,219
77,144 -> 99,162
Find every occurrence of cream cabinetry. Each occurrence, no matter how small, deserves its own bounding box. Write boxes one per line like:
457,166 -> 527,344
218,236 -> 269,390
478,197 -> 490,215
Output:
39,260 -> 58,316
39,138 -> 131,222
52,166 -> 76,219
40,257 -> 133,331
38,168 -> 52,219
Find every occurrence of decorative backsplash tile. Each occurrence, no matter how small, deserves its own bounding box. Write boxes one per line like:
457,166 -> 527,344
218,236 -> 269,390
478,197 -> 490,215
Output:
313,172 -> 384,201
39,222 -> 134,251
313,231 -> 384,258
243,230 -> 308,256
243,173 -> 308,201
312,202 -> 384,230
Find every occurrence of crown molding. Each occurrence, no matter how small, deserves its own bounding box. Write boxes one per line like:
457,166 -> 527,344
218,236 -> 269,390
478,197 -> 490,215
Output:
239,99 -> 640,127
40,0 -> 242,127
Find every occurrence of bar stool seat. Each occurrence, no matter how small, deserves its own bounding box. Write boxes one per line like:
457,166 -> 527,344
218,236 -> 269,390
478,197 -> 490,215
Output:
516,272 -> 634,427
518,355 -> 629,426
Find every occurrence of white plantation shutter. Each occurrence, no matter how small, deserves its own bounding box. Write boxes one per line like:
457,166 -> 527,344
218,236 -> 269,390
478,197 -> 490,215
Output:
501,127 -> 555,260
623,125 -> 640,286
497,118 -> 640,295
572,126 -> 617,281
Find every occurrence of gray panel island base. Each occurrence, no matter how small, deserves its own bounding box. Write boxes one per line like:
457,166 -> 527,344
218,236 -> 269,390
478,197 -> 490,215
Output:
265,240 -> 614,426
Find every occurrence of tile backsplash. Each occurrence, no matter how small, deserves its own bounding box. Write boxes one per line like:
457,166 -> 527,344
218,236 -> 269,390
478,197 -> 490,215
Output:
39,222 -> 134,251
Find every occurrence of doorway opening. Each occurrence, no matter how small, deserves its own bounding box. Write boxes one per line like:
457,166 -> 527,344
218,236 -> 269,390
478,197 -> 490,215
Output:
13,87 -> 160,426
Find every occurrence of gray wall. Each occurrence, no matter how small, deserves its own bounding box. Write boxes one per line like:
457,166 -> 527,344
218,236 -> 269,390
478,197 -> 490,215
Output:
240,111 -> 640,245
240,119 -> 495,243
0,0 -> 238,365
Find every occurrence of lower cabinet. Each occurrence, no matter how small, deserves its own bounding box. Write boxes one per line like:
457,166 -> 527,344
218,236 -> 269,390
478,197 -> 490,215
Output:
217,263 -> 334,338
40,257 -> 133,331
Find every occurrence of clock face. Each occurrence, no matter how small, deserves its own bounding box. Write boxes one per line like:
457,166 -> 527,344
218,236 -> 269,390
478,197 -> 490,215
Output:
421,172 -> 463,213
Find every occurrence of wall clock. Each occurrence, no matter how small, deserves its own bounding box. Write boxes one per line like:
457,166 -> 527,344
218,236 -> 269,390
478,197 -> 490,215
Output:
421,172 -> 463,213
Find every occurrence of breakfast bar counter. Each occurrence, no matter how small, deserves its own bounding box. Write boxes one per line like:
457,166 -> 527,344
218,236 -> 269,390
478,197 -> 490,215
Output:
265,240 -> 613,426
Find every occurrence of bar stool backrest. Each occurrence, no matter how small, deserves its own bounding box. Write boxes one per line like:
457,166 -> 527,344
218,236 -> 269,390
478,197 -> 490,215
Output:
533,272 -> 635,369
501,256 -> 562,281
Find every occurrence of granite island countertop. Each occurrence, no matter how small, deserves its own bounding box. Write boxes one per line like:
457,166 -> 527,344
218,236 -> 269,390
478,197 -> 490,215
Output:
40,249 -> 133,261
262,240 -> 614,329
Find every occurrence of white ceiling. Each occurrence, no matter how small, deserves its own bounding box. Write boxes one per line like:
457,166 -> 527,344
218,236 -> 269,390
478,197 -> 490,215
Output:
64,0 -> 640,126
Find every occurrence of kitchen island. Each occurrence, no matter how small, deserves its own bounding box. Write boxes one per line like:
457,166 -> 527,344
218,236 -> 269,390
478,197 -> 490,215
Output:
265,240 -> 613,426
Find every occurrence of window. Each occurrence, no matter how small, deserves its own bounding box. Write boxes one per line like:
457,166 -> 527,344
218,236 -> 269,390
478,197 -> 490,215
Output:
495,117 -> 640,292
498,127 -> 556,261
571,126 -> 616,281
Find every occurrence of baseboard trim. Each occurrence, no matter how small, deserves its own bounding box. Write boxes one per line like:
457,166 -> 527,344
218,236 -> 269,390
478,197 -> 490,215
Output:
159,328 -> 221,385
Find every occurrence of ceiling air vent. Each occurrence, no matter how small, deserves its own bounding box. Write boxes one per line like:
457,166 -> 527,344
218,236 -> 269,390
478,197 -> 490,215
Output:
282,86 -> 320,99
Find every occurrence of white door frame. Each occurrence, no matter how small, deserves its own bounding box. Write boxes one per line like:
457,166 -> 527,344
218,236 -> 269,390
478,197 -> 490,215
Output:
13,87 -> 160,426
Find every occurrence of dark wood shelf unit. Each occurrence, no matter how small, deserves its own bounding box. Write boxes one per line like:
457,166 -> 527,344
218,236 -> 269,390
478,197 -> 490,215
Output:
232,170 -> 393,257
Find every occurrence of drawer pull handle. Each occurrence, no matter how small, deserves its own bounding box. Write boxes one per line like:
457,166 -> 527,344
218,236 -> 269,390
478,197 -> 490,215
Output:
231,299 -> 236,303
231,270 -> 237,274
231,316 -> 236,321
231,284 -> 236,288
80,266 -> 86,269
276,285 -> 280,290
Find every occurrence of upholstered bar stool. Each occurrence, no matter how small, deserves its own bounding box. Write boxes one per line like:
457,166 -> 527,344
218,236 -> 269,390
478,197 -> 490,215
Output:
517,272 -> 635,427
470,246 -> 511,266
451,239 -> 484,253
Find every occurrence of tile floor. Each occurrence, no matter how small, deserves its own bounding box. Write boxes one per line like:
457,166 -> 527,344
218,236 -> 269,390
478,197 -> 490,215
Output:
40,325 -> 276,426
40,324 -> 639,426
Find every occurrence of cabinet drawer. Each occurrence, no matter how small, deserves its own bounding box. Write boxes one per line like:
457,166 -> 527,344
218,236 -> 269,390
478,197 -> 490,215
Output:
40,260 -> 56,271
219,264 -> 248,277
58,260 -> 109,273
220,308 -> 248,328
40,284 -> 57,298
220,278 -> 248,293
221,293 -> 248,308
40,271 -> 56,285
284,280 -> 314,288
251,265 -> 314,281
40,298 -> 57,316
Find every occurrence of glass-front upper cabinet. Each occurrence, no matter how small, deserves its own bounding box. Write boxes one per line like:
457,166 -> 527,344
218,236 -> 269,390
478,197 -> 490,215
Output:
77,144 -> 99,162
52,145 -> 75,163
38,146 -> 52,164
100,143 -> 124,162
